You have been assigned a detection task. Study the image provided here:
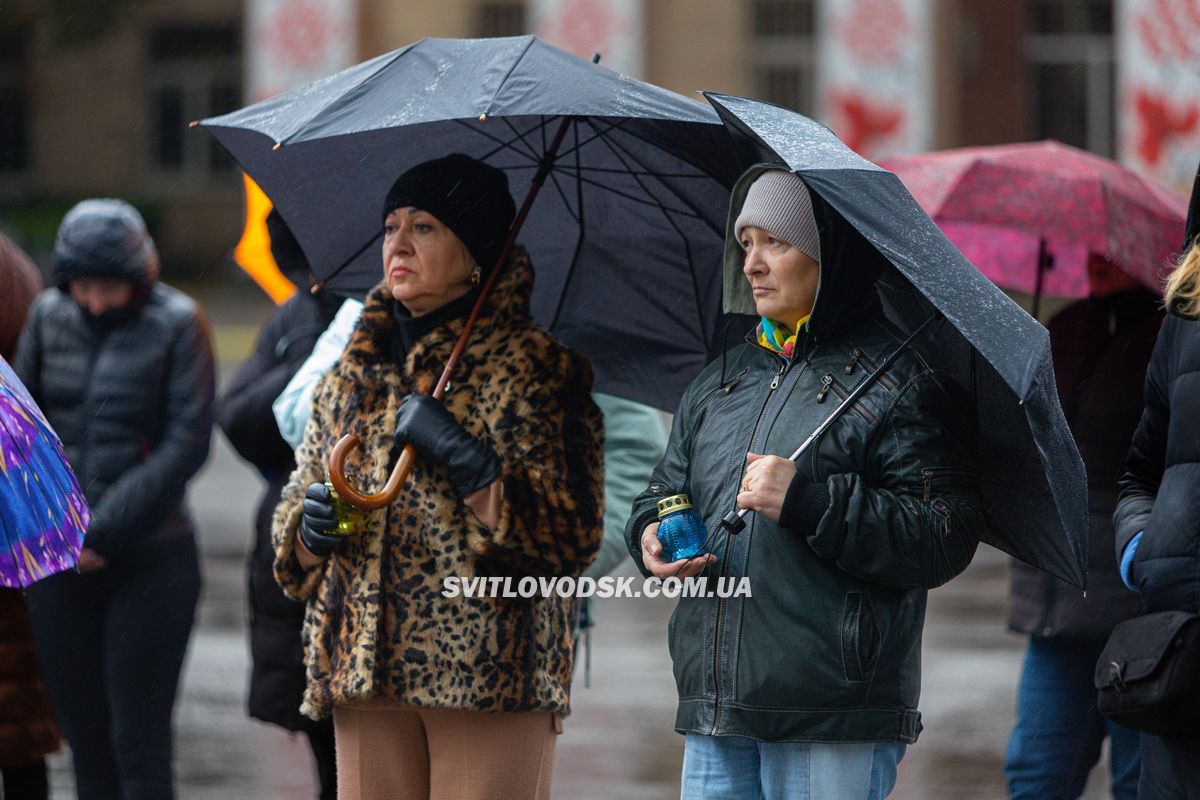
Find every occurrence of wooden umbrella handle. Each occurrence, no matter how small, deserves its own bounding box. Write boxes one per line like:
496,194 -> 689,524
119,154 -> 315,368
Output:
327,434 -> 417,510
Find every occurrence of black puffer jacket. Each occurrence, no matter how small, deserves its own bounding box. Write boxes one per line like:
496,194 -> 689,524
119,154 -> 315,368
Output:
216,289 -> 337,730
1114,170 -> 1200,616
12,203 -> 214,561
1113,313 -> 1200,614
1008,289 -> 1159,639
625,169 -> 985,744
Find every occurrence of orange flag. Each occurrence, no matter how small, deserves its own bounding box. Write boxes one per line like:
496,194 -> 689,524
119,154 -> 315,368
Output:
235,174 -> 297,305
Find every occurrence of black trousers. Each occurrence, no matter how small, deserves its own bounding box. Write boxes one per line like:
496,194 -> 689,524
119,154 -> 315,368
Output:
1138,732 -> 1200,800
25,538 -> 201,800
1,758 -> 48,800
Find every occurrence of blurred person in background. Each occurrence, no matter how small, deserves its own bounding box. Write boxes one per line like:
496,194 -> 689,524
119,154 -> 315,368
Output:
216,211 -> 341,800
14,200 -> 214,800
1113,165 -> 1200,800
0,232 -> 60,800
271,155 -> 604,800
1004,253 -> 1159,799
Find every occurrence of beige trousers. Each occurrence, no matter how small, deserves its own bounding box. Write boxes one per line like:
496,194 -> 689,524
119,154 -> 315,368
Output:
333,699 -> 561,800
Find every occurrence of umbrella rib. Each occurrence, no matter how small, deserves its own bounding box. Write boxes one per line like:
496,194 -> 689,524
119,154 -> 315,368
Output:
548,123 -> 589,330
545,167 -> 582,224
582,120 -> 710,339
583,122 -> 715,232
498,116 -> 548,162
452,118 -> 541,163
480,35 -> 538,120
567,175 -> 705,219
612,122 -> 737,193
554,118 -> 629,161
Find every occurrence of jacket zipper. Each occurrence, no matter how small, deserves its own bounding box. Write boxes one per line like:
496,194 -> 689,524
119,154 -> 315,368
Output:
921,466 -> 977,501
711,351 -> 788,735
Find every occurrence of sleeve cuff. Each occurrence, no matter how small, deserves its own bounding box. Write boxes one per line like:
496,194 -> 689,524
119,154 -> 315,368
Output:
779,473 -> 831,534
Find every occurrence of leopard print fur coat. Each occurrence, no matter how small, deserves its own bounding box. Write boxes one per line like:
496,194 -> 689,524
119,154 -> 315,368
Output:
272,248 -> 604,720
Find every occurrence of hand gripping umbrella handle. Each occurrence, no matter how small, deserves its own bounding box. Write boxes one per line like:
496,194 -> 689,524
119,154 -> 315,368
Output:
720,314 -> 940,535
325,114 -> 577,511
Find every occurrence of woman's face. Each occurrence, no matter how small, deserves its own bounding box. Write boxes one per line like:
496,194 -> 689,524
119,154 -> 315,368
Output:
68,277 -> 135,316
382,207 -> 474,316
740,226 -> 820,325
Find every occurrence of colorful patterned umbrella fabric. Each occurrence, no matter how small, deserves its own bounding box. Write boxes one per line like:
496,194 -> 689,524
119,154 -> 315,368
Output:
0,356 -> 89,587
882,141 -> 1188,297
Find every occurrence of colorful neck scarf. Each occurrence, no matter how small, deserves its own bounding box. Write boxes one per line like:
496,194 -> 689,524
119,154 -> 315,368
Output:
757,315 -> 810,359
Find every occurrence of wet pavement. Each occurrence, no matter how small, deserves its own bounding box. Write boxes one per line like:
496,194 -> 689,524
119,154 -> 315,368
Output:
44,305 -> 1115,798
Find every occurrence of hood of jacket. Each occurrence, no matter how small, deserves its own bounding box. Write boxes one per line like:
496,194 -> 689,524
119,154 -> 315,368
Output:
53,199 -> 159,290
723,163 -> 885,343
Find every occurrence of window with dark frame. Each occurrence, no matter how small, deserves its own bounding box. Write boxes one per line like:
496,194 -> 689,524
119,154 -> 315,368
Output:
751,0 -> 817,115
1025,0 -> 1115,156
478,2 -> 527,38
147,24 -> 241,177
0,34 -> 29,174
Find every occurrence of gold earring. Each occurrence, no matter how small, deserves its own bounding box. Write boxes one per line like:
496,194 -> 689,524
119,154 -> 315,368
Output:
469,266 -> 481,286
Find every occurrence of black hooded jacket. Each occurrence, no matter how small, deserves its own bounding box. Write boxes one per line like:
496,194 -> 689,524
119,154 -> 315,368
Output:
625,167 -> 985,744
13,204 -> 214,562
1113,163 -> 1200,615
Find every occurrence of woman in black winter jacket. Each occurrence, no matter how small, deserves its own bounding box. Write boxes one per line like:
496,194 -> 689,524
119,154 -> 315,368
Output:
14,199 -> 214,800
1113,165 -> 1200,800
215,211 -> 340,800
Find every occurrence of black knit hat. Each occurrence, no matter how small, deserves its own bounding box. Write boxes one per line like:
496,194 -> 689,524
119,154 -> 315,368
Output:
381,154 -> 516,274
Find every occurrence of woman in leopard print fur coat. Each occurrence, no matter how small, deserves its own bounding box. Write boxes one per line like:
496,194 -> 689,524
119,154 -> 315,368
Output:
272,155 -> 604,799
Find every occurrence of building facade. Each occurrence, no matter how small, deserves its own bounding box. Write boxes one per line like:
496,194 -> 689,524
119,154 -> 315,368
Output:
0,0 -> 1188,277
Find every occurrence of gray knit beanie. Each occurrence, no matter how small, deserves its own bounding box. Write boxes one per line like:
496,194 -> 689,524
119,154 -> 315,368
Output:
733,170 -> 820,263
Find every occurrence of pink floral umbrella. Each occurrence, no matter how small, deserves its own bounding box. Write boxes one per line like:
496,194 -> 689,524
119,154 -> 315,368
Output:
881,141 -> 1188,305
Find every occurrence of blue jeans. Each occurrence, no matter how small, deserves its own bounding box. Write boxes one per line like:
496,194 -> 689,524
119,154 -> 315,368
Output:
680,733 -> 906,800
1005,636 -> 1141,799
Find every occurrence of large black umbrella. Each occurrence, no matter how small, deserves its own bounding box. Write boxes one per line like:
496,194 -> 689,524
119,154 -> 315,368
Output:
704,92 -> 1088,588
198,36 -> 742,412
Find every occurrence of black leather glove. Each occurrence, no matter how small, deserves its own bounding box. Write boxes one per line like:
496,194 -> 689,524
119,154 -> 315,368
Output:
299,482 -> 342,558
394,394 -> 501,497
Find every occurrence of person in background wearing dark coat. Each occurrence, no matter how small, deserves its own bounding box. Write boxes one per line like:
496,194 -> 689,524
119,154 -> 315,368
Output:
1113,164 -> 1200,800
216,211 -> 341,800
1004,254 -> 1160,799
0,232 -> 59,800
14,199 -> 214,800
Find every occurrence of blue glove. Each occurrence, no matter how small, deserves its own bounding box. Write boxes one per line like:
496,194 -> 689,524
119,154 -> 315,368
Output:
1119,530 -> 1143,591
299,482 -> 342,558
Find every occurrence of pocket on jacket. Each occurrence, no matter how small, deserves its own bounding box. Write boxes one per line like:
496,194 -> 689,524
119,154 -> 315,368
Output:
840,591 -> 880,683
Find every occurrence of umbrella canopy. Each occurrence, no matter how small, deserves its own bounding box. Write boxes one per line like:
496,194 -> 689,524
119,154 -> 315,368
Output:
199,36 -> 742,411
881,141 -> 1188,298
705,92 -> 1088,588
0,356 -> 89,588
